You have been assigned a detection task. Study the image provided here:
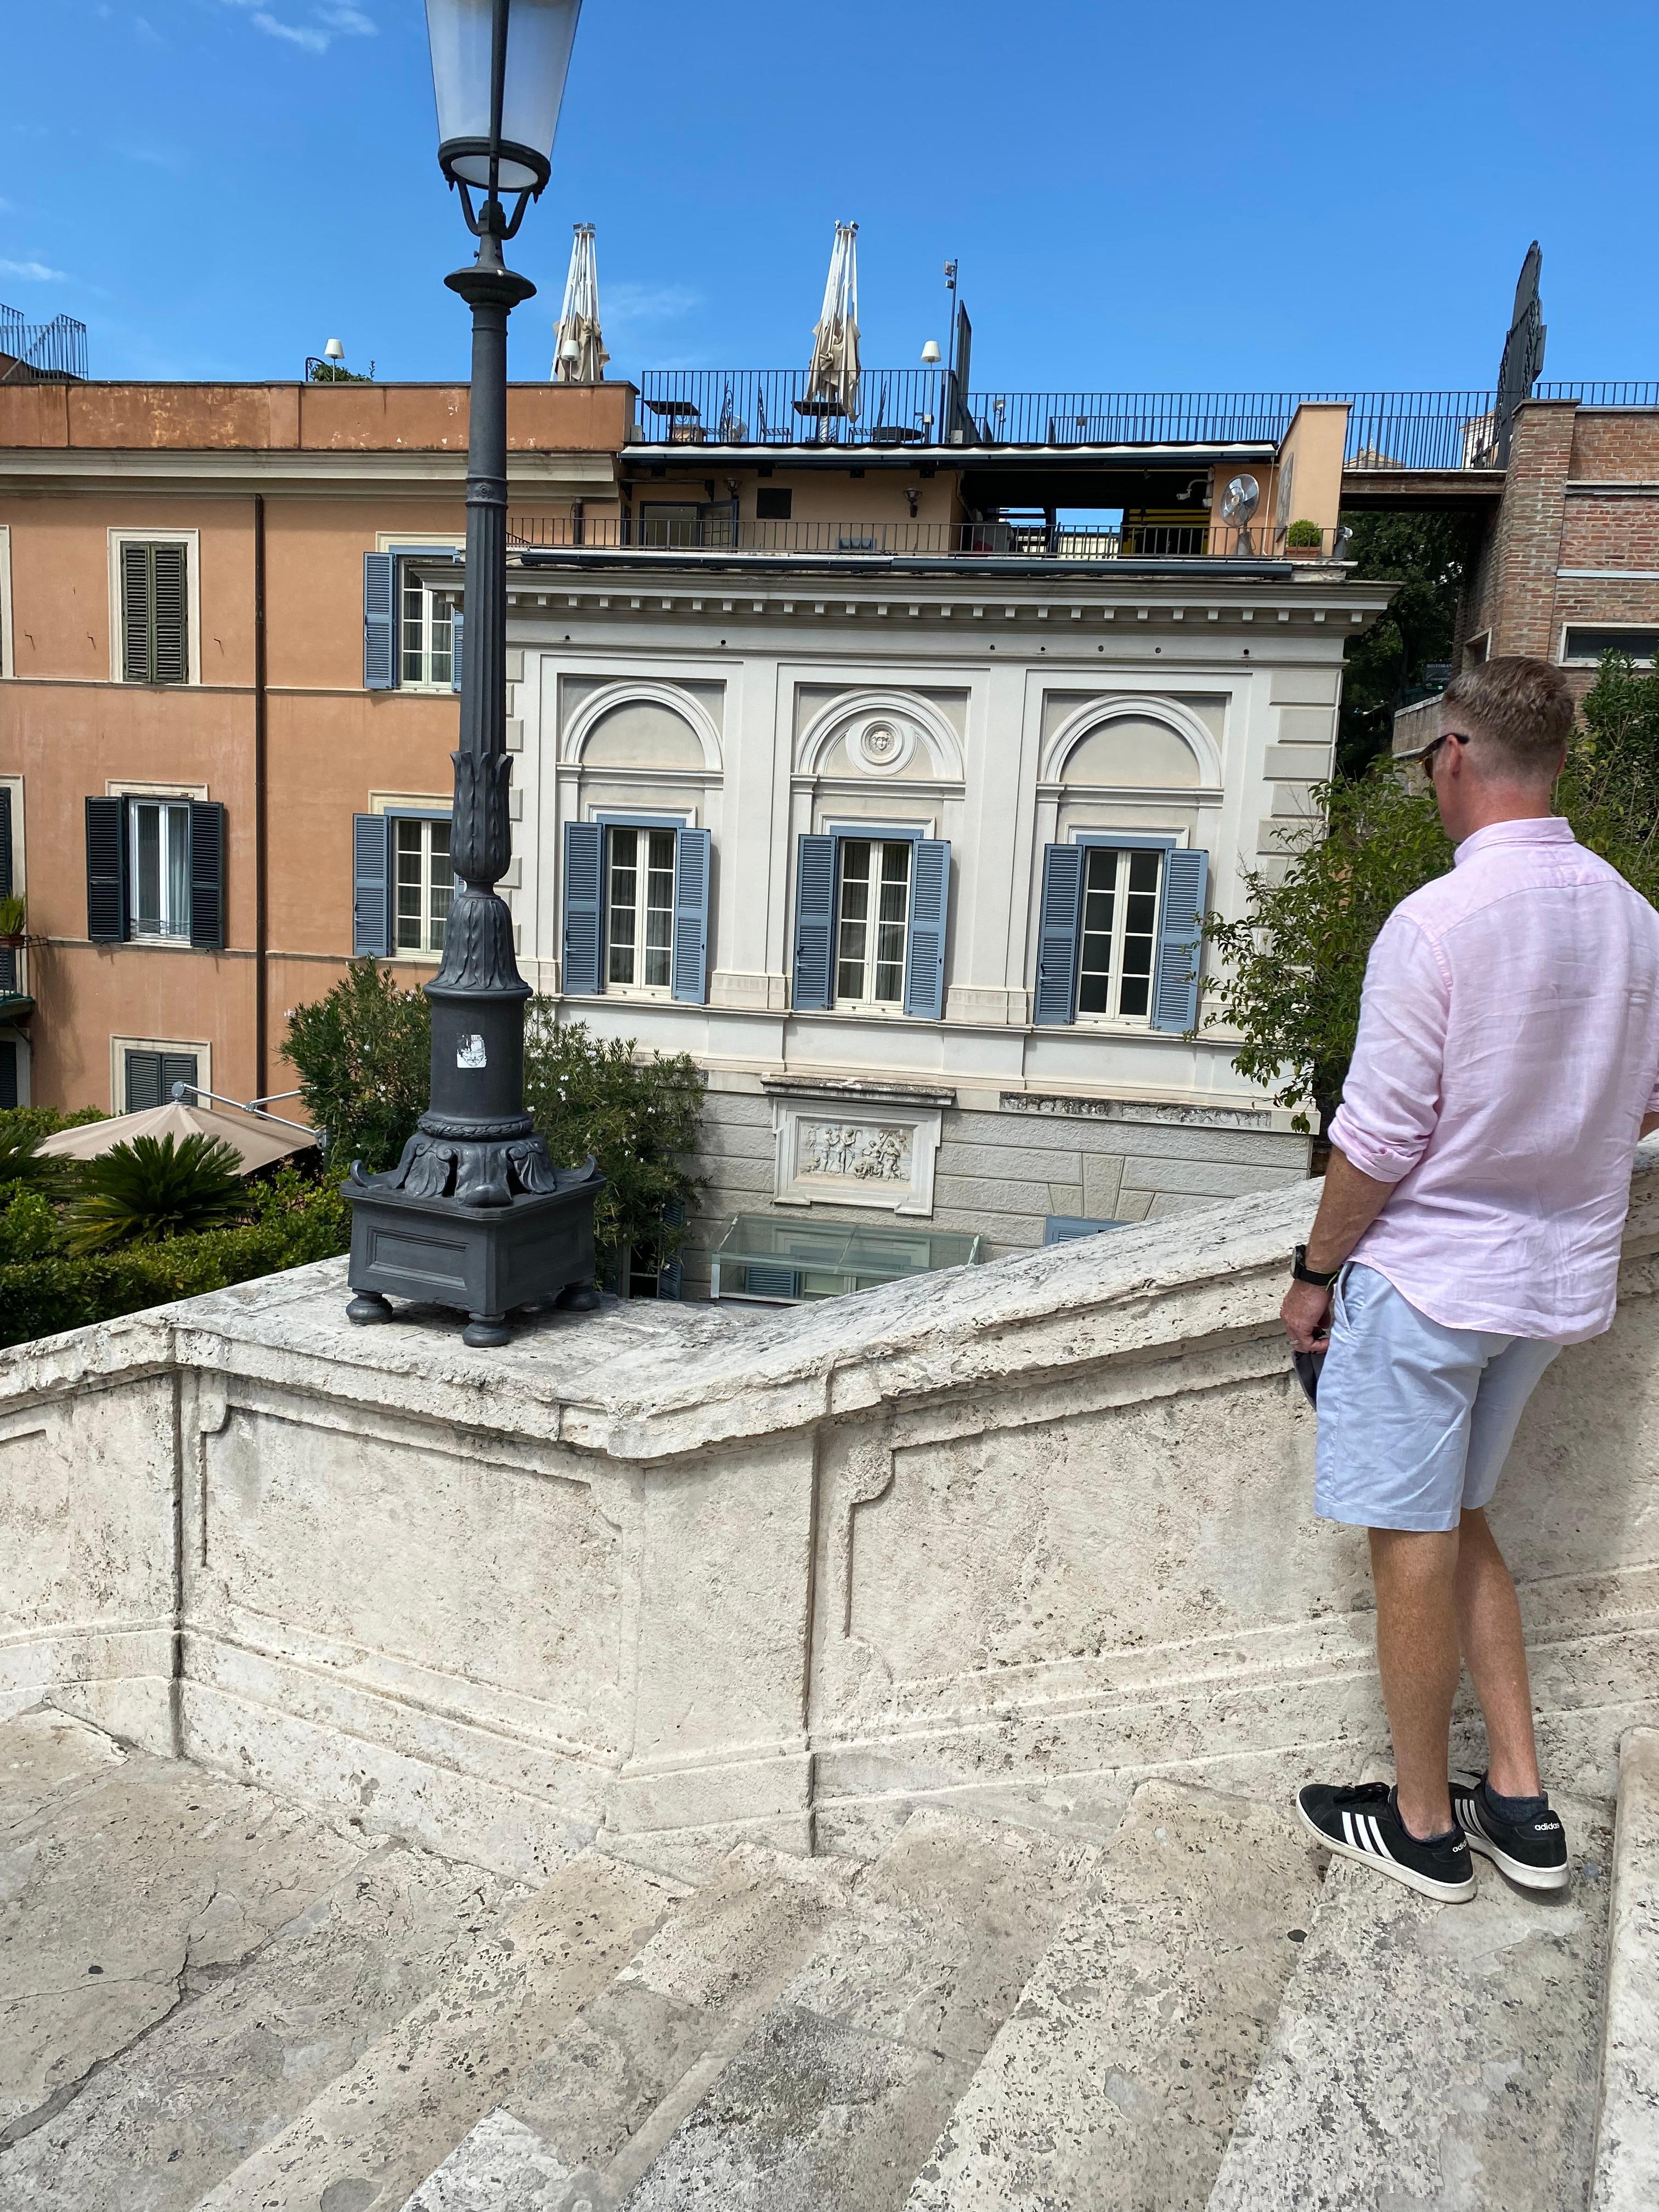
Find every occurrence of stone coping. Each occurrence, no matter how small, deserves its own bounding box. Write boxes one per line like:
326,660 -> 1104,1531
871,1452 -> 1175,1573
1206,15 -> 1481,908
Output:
4,1145 -> 1655,1468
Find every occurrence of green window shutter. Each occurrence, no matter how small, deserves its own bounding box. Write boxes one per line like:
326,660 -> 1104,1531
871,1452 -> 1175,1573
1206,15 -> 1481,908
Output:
121,543 -> 151,682
792,833 -> 836,1011
670,826 -> 710,1005
352,812 -> 392,958
1034,843 -> 1084,1025
363,553 -> 396,690
124,1050 -> 162,1110
0,786 -> 14,900
150,544 -> 188,684
0,1042 -> 16,1110
1151,848 -> 1210,1032
86,795 -> 127,942
161,1052 -> 200,1102
562,820 -> 603,996
188,800 -> 225,950
903,837 -> 951,1020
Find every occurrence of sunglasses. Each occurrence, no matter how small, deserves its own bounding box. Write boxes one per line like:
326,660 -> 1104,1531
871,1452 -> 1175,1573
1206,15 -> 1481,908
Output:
1396,730 -> 1469,794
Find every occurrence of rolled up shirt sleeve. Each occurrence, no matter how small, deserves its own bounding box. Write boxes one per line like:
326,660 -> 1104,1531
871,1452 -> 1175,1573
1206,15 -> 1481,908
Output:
1328,912 -> 1450,1183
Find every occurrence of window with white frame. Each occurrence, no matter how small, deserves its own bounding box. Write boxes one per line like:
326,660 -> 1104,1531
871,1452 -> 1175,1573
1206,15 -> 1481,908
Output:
0,524 -> 12,680
400,568 -> 456,688
393,816 -> 453,954
1560,624 -> 1658,667
606,824 -> 676,991
1077,845 -> 1162,1020
116,538 -> 192,685
128,798 -> 193,940
834,838 -> 911,1007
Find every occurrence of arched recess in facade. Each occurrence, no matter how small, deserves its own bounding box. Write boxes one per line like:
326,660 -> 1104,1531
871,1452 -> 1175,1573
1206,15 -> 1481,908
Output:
1040,695 -> 1222,792
794,687 -> 966,784
561,679 -> 725,774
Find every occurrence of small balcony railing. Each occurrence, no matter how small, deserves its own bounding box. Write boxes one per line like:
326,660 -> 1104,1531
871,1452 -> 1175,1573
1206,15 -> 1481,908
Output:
507,517 -> 1348,563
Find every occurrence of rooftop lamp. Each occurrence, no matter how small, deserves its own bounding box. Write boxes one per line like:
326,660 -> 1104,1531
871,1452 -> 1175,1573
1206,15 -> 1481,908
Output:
921,339 -> 941,364
324,336 -> 345,362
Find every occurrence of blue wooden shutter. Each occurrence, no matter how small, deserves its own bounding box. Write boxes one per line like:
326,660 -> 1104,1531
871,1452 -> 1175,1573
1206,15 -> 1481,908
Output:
188,800 -> 225,950
86,795 -> 127,943
0,787 -> 14,900
352,812 -> 392,957
792,833 -> 836,1011
1034,843 -> 1084,1026
449,602 -> 464,694
563,819 -> 604,996
671,826 -> 711,1005
125,1050 -> 162,1111
363,552 -> 395,690
1152,847 -> 1210,1032
903,837 -> 951,1020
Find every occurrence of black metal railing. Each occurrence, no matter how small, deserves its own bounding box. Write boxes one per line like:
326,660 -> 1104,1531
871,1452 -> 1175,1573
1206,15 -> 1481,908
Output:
507,516 -> 1347,563
630,374 -> 1657,469
0,304 -> 88,383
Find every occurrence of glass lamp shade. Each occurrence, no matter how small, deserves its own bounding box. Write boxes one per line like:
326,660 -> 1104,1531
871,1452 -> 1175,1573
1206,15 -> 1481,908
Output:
425,0 -> 583,195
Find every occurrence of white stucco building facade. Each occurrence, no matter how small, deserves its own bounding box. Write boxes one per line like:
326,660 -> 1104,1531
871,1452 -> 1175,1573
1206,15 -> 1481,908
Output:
466,546 -> 1391,1296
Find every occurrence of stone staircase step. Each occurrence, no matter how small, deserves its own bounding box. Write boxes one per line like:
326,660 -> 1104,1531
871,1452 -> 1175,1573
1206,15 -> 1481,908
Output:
1591,1729 -> 1659,2210
0,1709 -> 371,2165
1205,1787 -> 1615,2212
905,1779 -> 1323,2211
400,1842 -> 858,2211
194,1848 -> 682,2212
617,1807 -> 1104,2212
4,1838 -> 528,2212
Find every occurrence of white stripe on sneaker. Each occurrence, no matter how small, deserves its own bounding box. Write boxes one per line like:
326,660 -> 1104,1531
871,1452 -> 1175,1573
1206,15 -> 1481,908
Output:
1364,1814 -> 1389,1858
1342,1810 -> 1356,1848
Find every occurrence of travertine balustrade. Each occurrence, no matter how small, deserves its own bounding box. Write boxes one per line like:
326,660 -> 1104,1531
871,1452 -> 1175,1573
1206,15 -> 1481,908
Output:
3,1147 -> 1656,1882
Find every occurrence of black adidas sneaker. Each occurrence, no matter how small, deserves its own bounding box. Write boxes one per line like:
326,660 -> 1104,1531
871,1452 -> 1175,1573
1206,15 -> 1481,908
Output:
1451,1772 -> 1570,1892
1296,1781 -> 1477,1902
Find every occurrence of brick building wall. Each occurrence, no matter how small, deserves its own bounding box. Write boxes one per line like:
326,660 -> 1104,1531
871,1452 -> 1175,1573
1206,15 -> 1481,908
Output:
1458,398 -> 1659,697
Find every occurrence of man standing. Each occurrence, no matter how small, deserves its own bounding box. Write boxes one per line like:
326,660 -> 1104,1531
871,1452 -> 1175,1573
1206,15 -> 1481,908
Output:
1284,656 -> 1659,1903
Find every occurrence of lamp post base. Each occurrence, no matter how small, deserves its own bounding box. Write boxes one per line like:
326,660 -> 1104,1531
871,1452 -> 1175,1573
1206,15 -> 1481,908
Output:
345,1160 -> 606,1347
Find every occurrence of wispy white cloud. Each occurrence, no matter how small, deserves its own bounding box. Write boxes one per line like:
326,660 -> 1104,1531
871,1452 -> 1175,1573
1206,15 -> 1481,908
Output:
132,14 -> 164,42
116,142 -> 187,172
219,0 -> 376,52
605,281 -> 701,330
0,259 -> 71,284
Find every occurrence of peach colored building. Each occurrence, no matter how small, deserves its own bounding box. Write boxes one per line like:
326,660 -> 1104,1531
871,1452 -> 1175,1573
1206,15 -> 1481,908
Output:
0,378 -> 628,1114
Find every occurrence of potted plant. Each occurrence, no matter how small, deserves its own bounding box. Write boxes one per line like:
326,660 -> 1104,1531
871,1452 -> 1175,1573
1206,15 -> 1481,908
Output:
1284,518 -> 1325,561
0,894 -> 26,946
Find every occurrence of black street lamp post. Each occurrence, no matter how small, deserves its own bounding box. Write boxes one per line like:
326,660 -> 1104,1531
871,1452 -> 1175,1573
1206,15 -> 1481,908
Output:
346,0 -> 602,1348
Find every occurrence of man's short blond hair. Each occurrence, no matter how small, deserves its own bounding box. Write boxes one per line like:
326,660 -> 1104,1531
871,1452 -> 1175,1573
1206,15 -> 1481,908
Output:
1441,656 -> 1574,777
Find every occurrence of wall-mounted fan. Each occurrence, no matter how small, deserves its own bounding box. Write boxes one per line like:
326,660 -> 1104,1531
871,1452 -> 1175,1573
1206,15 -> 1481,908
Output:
1220,473 -> 1260,556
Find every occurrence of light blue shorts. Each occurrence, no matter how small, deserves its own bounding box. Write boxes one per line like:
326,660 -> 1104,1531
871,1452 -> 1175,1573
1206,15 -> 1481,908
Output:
1314,1264 -> 1562,1533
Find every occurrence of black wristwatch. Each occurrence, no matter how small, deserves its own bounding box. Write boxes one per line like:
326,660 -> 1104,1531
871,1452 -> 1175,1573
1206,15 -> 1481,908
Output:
1291,1243 -> 1340,1288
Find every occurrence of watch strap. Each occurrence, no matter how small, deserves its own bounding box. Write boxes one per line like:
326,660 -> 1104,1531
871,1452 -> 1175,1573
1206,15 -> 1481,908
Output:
1292,1243 -> 1340,1288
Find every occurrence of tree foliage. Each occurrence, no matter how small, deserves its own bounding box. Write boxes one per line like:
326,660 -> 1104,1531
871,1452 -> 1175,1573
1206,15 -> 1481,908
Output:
1337,511 -> 1475,777
1560,653 -> 1659,899
522,1009 -> 706,1279
283,960 -> 431,1175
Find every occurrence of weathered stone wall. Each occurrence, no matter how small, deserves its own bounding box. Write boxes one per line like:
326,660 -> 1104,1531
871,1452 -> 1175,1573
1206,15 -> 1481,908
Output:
2,1148 -> 1655,1882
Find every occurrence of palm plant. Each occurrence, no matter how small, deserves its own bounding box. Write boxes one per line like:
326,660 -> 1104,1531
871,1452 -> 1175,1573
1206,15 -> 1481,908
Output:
66,1134 -> 249,1254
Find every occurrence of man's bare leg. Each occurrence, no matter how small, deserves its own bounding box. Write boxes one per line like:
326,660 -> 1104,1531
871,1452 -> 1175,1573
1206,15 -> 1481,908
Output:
1369,1526 -> 1462,1838
1454,1505 -> 1542,1798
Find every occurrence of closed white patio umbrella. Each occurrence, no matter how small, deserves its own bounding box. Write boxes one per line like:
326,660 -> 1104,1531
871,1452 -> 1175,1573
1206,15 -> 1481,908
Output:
551,223 -> 609,383
802,221 -> 860,421
38,1098 -> 315,1176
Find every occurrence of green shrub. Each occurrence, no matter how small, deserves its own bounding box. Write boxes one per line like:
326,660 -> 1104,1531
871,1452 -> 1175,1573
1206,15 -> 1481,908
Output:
66,1133 -> 250,1253
1285,518 -> 1324,549
283,960 -> 430,1173
0,1167 -> 351,1349
0,1105 -> 104,1194
0,893 -> 26,939
522,1013 -> 706,1278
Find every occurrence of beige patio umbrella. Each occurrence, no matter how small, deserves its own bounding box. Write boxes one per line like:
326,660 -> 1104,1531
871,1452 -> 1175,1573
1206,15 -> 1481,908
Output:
803,221 -> 860,420
551,224 -> 609,383
38,1098 -> 315,1175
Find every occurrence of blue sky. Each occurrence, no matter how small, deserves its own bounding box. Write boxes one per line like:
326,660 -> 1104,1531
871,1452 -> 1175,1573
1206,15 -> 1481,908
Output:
4,0 -> 1656,393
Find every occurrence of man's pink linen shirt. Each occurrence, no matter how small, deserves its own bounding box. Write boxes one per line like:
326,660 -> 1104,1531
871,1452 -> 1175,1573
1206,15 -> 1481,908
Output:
1329,816 -> 1659,1344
